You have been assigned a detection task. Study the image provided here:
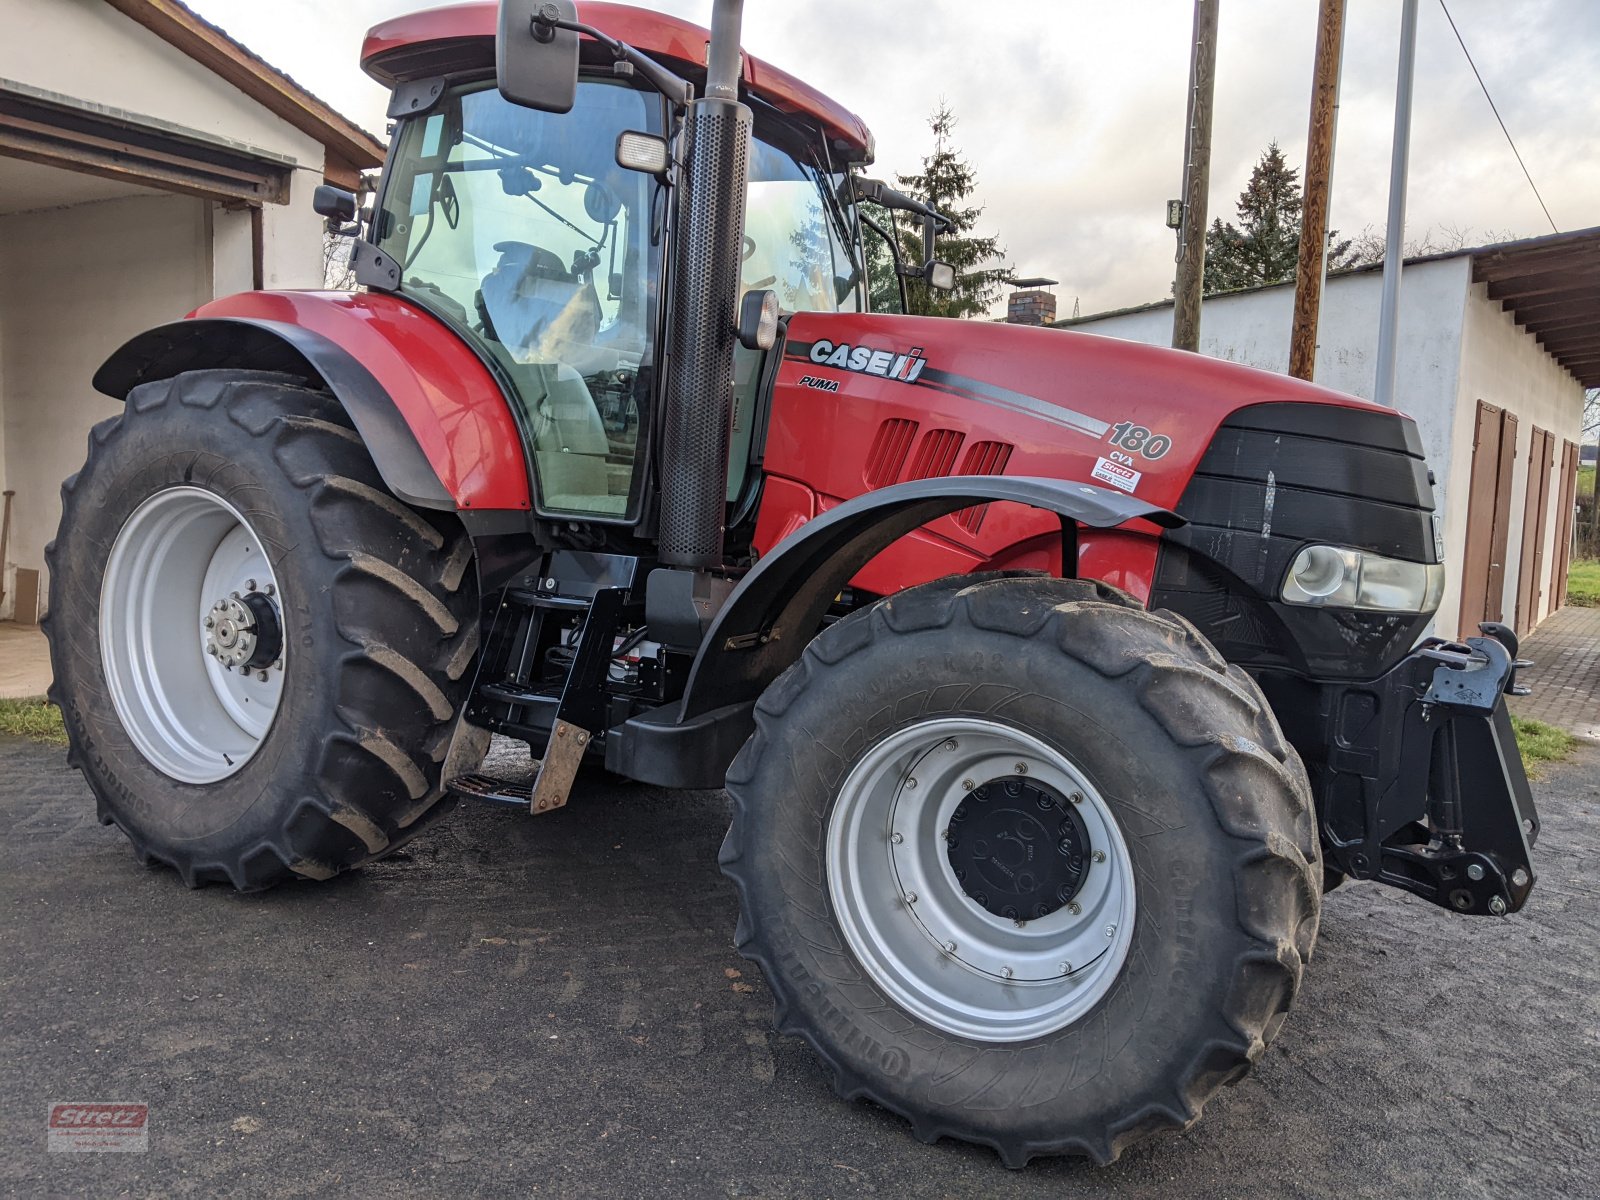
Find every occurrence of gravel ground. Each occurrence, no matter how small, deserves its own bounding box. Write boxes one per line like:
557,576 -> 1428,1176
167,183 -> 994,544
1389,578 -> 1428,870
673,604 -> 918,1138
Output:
2,734 -> 1596,1198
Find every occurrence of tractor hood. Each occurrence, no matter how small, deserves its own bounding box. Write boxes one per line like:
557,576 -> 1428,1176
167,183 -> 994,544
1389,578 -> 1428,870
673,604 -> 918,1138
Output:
765,311 -> 1409,518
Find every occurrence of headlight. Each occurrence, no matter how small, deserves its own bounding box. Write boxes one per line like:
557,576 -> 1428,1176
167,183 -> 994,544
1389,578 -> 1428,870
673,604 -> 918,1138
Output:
1281,545 -> 1445,614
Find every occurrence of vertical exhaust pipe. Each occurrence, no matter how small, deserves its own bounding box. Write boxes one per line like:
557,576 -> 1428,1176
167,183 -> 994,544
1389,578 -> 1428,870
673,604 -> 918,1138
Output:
657,0 -> 752,568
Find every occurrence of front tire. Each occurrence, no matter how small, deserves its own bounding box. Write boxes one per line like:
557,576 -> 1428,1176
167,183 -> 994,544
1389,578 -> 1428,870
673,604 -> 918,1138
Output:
45,370 -> 479,890
720,574 -> 1320,1166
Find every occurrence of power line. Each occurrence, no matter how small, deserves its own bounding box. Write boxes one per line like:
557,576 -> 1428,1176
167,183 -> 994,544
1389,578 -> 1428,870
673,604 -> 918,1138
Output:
1437,0 -> 1559,234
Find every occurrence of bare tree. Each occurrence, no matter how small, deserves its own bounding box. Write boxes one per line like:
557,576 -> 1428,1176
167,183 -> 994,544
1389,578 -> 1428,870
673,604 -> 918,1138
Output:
322,230 -> 358,291
1342,222 -> 1517,268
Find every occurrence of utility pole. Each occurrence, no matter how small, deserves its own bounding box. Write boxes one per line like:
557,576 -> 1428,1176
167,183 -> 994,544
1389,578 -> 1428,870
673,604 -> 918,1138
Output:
1374,0 -> 1420,406
1288,0 -> 1346,381
1172,0 -> 1219,353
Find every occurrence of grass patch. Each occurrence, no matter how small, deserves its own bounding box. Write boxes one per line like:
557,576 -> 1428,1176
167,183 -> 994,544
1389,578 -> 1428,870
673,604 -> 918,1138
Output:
1511,714 -> 1578,778
0,699 -> 68,746
1568,559 -> 1600,608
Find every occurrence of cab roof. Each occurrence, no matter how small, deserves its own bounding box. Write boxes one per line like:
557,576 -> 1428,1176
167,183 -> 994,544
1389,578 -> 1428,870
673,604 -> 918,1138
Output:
361,2 -> 874,163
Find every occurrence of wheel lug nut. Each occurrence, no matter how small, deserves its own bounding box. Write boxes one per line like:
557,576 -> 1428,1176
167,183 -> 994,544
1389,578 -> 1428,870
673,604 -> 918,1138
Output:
230,591 -> 240,600
1068,901 -> 1081,915
904,892 -> 917,904
257,671 -> 269,683
943,739 -> 958,751
942,941 -> 956,955
905,777 -> 917,790
245,579 -> 257,592
1000,966 -> 1013,980
1105,924 -> 1117,938
1059,961 -> 1073,975
1014,762 -> 1028,775
961,779 -> 974,791
890,832 -> 903,845
265,583 -> 276,596
1093,850 -> 1106,863
204,617 -> 215,629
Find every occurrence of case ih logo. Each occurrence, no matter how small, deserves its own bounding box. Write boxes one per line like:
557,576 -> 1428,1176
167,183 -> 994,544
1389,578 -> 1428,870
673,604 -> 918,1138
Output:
47,1102 -> 149,1153
807,340 -> 928,383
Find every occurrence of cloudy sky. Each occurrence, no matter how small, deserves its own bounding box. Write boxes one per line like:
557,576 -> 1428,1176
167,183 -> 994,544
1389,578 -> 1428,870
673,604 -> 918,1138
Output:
188,0 -> 1599,315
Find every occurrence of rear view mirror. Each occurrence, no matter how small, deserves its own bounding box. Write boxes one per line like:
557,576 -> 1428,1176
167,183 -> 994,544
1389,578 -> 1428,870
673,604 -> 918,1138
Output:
497,0 -> 579,114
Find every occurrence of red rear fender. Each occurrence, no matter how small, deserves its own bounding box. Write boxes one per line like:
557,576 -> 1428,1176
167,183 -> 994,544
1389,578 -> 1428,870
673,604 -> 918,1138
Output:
93,291 -> 530,512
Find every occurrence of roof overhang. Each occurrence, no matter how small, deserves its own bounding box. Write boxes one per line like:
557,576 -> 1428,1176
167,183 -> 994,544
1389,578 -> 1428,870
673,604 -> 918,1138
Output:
101,0 -> 385,189
1470,227 -> 1600,389
0,79 -> 295,205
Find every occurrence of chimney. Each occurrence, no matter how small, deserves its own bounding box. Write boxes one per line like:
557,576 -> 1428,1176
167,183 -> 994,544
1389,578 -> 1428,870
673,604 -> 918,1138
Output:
1006,276 -> 1059,325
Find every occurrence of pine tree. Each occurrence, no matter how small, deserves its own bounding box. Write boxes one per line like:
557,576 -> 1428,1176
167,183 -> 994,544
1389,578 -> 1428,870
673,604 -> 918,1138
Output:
893,103 -> 1010,318
1203,142 -> 1353,294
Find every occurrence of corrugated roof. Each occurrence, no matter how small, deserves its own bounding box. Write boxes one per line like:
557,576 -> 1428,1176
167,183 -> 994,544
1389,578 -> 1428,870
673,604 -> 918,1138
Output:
1469,227 -> 1600,389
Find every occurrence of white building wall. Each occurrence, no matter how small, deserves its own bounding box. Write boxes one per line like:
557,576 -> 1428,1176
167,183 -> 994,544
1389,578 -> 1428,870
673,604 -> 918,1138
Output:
0,194 -> 211,613
1455,282 -> 1586,630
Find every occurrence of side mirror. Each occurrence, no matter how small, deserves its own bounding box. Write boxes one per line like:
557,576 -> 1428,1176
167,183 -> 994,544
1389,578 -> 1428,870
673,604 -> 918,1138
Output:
925,261 -> 956,292
312,185 -> 357,224
497,0 -> 579,114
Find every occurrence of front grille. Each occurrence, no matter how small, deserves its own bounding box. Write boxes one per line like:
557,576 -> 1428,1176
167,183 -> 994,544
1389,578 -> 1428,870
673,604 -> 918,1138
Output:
1152,402 -> 1438,680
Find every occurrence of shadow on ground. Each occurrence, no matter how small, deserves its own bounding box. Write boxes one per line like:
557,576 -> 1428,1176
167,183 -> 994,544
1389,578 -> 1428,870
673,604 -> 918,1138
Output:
2,736 -> 1596,1198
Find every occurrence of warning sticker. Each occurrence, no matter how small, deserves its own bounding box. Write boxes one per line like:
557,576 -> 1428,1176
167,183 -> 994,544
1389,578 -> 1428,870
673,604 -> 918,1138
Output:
1091,456 -> 1142,494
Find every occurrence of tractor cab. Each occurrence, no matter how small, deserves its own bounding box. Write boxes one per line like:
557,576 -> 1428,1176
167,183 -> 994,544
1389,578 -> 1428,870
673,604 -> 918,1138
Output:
356,4 -> 876,527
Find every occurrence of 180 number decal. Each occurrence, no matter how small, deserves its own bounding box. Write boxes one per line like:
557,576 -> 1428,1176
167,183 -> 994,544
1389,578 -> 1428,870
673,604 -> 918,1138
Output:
1105,421 -> 1172,459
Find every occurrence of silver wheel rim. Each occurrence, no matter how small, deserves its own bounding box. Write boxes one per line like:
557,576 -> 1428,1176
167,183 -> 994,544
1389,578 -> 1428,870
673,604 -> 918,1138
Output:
826,717 -> 1136,1042
99,486 -> 286,784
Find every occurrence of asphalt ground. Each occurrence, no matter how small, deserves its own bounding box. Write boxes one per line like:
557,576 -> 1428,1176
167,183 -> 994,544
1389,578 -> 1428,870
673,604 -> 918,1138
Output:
3,734 -> 1597,1199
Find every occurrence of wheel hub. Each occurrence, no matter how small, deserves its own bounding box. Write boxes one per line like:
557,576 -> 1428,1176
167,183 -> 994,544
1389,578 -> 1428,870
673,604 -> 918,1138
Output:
204,588 -> 282,672
946,776 -> 1090,920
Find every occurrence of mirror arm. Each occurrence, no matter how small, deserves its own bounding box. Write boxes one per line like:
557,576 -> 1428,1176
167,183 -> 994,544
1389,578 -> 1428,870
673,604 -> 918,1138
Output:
533,13 -> 693,108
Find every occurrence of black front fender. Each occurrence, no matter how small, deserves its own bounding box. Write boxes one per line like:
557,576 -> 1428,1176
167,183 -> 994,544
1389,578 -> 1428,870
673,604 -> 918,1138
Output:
94,318 -> 453,511
677,475 -> 1181,721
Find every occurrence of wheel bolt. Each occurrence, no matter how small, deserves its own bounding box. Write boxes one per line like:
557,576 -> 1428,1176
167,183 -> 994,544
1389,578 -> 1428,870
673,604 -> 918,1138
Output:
257,671 -> 269,683
246,579 -> 257,592
961,779 -> 975,791
1000,966 -> 1014,980
1068,901 -> 1081,915
1070,792 -> 1083,805
1105,924 -> 1117,938
890,832 -> 903,845
1014,762 -> 1028,775
942,941 -> 957,954
204,616 -> 215,630
206,645 -> 217,656
1093,850 -> 1106,863
943,739 -> 958,751
265,583 -> 276,596
905,777 -> 918,790
940,829 -> 951,842
230,591 -> 240,600
904,892 -> 917,904
1059,961 -> 1073,975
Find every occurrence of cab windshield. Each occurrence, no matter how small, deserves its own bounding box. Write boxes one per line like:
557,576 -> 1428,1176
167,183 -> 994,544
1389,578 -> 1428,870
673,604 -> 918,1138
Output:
375,79 -> 861,520
376,78 -> 662,519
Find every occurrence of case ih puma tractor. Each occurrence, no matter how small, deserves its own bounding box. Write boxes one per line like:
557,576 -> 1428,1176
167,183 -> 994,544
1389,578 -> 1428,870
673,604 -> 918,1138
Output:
46,0 -> 1540,1167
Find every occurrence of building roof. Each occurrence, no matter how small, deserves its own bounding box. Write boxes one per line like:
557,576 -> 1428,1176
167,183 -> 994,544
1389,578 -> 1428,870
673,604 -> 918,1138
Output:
102,0 -> 385,188
1056,226 -> 1600,389
1470,228 -> 1600,389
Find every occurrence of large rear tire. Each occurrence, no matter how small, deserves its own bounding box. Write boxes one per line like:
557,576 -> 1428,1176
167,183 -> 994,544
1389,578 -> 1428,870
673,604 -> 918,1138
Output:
720,574 -> 1320,1166
44,370 -> 479,890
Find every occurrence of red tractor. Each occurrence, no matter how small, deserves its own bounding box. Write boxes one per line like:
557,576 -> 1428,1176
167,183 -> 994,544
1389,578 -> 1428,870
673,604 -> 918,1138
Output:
46,0 -> 1539,1166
